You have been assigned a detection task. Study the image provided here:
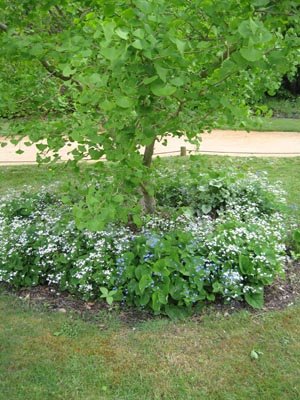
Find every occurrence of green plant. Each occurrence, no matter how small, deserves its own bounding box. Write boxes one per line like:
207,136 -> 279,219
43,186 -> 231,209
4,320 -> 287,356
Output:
155,164 -> 286,218
53,320 -> 80,338
290,229 -> 300,260
0,0 -> 299,227
0,169 -> 289,315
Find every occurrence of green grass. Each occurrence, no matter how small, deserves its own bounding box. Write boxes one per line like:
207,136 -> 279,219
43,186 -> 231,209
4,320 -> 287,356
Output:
0,164 -> 77,195
220,117 -> 300,132
244,117 -> 300,132
0,292 -> 299,400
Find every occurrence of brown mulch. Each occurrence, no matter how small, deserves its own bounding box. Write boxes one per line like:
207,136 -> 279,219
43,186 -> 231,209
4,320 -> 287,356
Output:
1,261 -> 299,325
0,284 -> 153,326
264,261 -> 300,310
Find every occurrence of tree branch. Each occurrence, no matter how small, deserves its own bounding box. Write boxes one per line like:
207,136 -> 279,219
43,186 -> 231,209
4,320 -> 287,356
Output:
40,60 -> 83,91
200,45 -> 236,79
143,138 -> 156,167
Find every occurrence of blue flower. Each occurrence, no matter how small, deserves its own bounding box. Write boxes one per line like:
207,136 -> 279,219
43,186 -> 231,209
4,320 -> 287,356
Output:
143,252 -> 154,261
146,235 -> 160,249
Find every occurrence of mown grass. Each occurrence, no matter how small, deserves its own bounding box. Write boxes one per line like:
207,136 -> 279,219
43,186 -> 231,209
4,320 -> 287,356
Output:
0,163 -> 77,195
0,293 -> 299,400
220,117 -> 300,132
244,117 -> 300,132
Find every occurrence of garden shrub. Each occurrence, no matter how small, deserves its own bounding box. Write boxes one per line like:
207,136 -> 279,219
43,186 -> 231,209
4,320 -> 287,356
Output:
0,170 -> 290,316
155,166 -> 285,217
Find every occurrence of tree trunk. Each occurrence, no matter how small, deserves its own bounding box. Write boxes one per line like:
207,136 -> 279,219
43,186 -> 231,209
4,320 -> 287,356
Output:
141,139 -> 156,214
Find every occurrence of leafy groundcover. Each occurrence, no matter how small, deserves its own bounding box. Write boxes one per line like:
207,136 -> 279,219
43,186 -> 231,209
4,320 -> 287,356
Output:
0,169 -> 294,318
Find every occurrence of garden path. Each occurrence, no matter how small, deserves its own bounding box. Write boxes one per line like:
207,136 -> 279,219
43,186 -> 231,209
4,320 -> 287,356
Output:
0,129 -> 300,165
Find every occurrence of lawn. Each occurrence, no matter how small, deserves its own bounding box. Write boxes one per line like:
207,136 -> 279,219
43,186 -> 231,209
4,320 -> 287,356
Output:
219,117 -> 300,132
0,156 -> 299,399
0,292 -> 299,400
242,117 -> 300,132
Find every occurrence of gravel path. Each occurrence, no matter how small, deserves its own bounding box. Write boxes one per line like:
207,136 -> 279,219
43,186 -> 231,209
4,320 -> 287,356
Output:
0,129 -> 300,165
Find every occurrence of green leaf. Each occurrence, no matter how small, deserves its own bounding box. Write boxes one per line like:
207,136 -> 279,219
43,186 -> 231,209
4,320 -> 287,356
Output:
133,28 -> 145,39
154,63 -> 168,82
240,47 -> 263,62
151,84 -> 176,97
29,44 -> 44,57
103,4 -> 116,16
89,73 -> 102,84
132,39 -> 143,50
139,274 -> 152,293
212,281 -> 223,293
115,28 -> 129,40
114,194 -> 124,203
201,204 -> 212,214
100,47 -> 120,62
116,96 -> 133,108
238,21 -> 252,38
143,75 -> 158,85
133,214 -> 142,227
294,229 -> 300,243
252,0 -> 270,5
245,289 -> 264,309
135,265 -> 150,280
165,305 -> 190,320
102,21 -> 116,43
249,19 -> 259,35
207,293 -> 215,301
101,100 -> 115,111
174,38 -> 186,56
139,291 -> 151,306
239,254 -> 253,274
62,65 -> 76,77
259,28 -> 273,43
151,292 -> 161,312
100,287 -> 108,296
170,77 -> 185,87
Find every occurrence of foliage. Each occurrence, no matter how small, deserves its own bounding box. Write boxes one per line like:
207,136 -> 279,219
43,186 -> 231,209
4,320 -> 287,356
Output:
261,96 -> 300,119
0,170 -> 289,315
0,0 -> 299,224
0,59 -> 65,119
290,228 -> 300,260
155,163 -> 285,217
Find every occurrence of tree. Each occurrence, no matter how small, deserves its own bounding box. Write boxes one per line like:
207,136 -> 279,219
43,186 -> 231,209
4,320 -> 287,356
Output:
0,0 -> 299,229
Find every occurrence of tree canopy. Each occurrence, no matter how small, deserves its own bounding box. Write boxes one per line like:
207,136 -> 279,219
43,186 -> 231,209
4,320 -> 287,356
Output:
0,0 -> 299,228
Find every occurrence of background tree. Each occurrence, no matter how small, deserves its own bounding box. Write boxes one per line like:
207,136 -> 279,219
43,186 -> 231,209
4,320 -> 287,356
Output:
0,0 -> 299,229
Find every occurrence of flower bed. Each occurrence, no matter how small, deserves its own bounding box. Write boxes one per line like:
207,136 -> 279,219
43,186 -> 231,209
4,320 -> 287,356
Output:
0,170 -> 290,317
